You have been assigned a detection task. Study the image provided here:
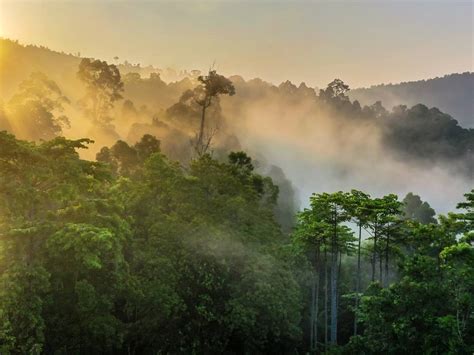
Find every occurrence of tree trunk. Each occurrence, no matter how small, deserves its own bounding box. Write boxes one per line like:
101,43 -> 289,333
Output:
379,245 -> 383,284
324,248 -> 328,350
330,249 -> 338,344
310,269 -> 315,351
354,222 -> 362,336
372,222 -> 377,282
314,247 -> 321,352
385,230 -> 390,288
330,214 -> 338,344
197,104 -> 207,153
93,96 -> 98,124
337,249 -> 342,334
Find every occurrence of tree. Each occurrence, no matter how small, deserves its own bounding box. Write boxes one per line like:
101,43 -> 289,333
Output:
402,192 -> 437,224
385,104 -> 473,165
293,208 -> 329,351
377,194 -> 403,287
0,132 -> 126,353
349,211 -> 473,354
191,70 -> 235,155
451,189 -> 474,241
440,242 -> 474,350
77,58 -> 123,128
96,134 -> 160,176
346,190 -> 371,336
7,72 -> 69,141
319,79 -> 350,102
95,142 -> 302,352
294,192 -> 355,347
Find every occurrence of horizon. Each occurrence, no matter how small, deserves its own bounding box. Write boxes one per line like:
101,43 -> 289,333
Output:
1,36 -> 472,91
1,0 -> 472,89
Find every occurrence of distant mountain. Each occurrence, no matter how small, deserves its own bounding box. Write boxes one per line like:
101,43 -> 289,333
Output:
349,73 -> 474,128
0,38 -> 199,100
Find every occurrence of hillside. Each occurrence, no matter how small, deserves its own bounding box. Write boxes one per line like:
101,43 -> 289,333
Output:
1,38 -> 472,215
350,73 -> 474,128
0,38 -> 196,100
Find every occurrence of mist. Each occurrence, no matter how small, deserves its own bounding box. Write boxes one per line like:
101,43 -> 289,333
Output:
1,2 -> 473,353
1,38 -> 472,217
221,81 -> 472,215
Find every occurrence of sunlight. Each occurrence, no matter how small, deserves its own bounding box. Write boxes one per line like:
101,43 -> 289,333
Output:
0,1 -> 472,353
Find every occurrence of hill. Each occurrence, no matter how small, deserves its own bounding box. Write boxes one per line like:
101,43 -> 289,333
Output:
350,73 -> 474,128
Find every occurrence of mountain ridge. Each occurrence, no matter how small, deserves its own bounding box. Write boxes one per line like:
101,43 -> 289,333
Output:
1,37 -> 472,129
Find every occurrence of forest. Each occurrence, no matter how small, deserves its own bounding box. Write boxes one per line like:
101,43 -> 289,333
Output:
0,38 -> 473,354
349,72 -> 474,128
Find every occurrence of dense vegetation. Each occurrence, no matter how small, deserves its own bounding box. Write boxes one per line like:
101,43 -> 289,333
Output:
0,131 -> 302,353
0,130 -> 472,353
0,38 -> 473,353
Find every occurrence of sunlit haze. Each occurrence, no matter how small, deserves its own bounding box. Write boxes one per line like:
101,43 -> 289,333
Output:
1,0 -> 472,88
0,1 -> 474,353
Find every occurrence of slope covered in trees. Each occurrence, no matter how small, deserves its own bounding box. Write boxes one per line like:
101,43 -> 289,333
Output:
349,73 -> 474,128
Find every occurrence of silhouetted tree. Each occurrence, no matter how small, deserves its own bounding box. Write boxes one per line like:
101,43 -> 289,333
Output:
191,70 -> 235,155
77,58 -> 123,128
319,79 -> 350,102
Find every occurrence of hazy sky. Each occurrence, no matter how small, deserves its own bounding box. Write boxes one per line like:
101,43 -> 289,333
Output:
0,0 -> 472,88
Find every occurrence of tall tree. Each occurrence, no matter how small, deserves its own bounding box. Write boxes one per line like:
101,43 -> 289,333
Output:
319,79 -> 350,101
191,70 -> 235,155
365,198 -> 385,283
349,195 -> 473,354
346,190 -> 371,336
77,58 -> 124,128
293,208 -> 330,351
305,192 -> 353,345
378,194 -> 403,287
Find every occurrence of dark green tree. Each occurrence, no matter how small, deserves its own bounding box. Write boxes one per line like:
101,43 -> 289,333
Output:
402,192 -> 437,224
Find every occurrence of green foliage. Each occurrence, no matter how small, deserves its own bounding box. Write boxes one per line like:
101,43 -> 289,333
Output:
0,132 -> 127,353
346,194 -> 474,354
117,147 -> 301,352
0,265 -> 50,354
402,192 -> 437,224
0,133 -> 302,353
452,189 -> 474,242
0,131 -> 472,353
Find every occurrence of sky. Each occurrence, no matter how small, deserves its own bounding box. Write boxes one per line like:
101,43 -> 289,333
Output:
0,0 -> 472,88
